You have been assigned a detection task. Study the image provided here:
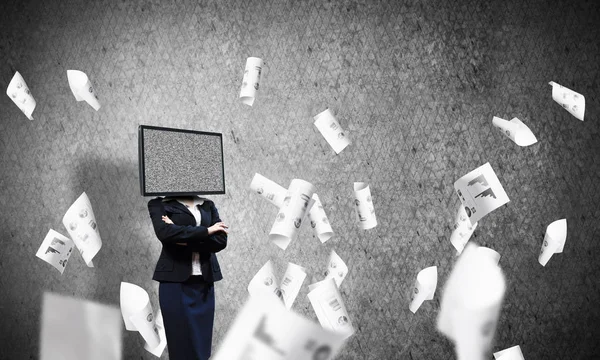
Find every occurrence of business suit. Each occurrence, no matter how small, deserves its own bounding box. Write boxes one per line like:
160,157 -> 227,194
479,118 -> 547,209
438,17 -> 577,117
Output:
148,197 -> 227,360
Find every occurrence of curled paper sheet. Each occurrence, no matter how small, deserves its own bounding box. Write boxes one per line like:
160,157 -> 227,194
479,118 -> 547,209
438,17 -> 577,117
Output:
409,266 -> 438,313
67,70 -> 101,111
313,109 -> 351,154
280,262 -> 307,309
353,182 -> 377,229
492,116 -> 537,147
212,294 -> 347,360
143,310 -> 167,358
119,282 -> 161,350
477,247 -> 501,265
539,219 -> 567,266
307,194 -> 334,243
307,278 -> 355,340
454,163 -> 510,225
62,192 -> 102,267
549,81 -> 585,121
494,345 -> 525,360
36,229 -> 75,274
250,173 -> 287,208
248,260 -> 282,301
40,292 -> 122,360
437,244 -> 506,360
324,250 -> 348,288
450,205 -> 478,255
269,179 -> 316,250
6,71 -> 36,120
240,57 -> 263,106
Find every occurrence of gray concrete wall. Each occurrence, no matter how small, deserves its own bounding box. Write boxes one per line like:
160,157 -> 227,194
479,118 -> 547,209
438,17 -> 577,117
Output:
1,0 -> 599,359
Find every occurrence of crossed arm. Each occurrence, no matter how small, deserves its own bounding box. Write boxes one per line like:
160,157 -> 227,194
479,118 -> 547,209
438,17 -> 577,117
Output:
147,198 -> 229,253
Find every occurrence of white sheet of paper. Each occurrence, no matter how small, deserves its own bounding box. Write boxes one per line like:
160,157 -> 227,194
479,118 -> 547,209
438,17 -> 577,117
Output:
280,262 -> 307,309
307,278 -> 355,340
549,81 -> 585,121
477,247 -> 501,265
269,179 -> 316,250
353,182 -> 377,229
454,163 -> 510,225
437,244 -> 506,360
40,292 -> 122,360
240,57 -> 263,106
62,192 -> 102,267
539,219 -> 567,266
6,71 -> 36,120
212,294 -> 347,360
36,229 -> 75,274
250,173 -> 287,208
248,260 -> 282,301
450,205 -> 478,254
143,309 -> 167,358
119,282 -> 160,349
313,109 -> 351,154
67,70 -> 101,111
307,193 -> 334,243
324,250 -> 348,288
409,266 -> 437,313
493,345 -> 525,360
492,116 -> 537,147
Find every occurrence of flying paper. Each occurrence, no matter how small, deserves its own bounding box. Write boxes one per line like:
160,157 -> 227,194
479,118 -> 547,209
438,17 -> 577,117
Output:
6,71 -> 36,120
539,219 -> 567,266
307,194 -> 334,243
307,278 -> 355,340
450,205 -> 478,254
119,282 -> 162,351
454,163 -> 510,225
212,294 -> 347,360
409,266 -> 437,313
36,229 -> 75,274
324,250 -> 348,288
493,345 -> 525,360
313,109 -> 351,154
143,310 -> 167,358
248,260 -> 282,301
269,179 -> 316,250
477,247 -> 501,265
492,117 -> 537,147
437,243 -> 506,360
280,262 -> 307,309
240,57 -> 263,106
67,70 -> 101,110
62,192 -> 102,267
353,182 -> 377,229
40,292 -> 122,360
549,81 -> 585,121
250,173 -> 287,208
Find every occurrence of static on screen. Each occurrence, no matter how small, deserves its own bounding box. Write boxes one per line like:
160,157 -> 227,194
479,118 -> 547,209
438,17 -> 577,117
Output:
138,125 -> 225,196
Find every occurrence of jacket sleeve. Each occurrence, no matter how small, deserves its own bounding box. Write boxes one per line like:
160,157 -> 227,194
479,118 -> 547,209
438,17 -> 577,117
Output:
148,198 -> 224,251
206,201 -> 227,253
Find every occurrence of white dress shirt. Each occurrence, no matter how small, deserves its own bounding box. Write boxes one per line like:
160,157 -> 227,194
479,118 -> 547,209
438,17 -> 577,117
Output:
176,197 -> 204,276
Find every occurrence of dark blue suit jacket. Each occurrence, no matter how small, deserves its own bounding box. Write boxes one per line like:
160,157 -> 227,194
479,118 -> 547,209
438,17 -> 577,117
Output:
148,197 -> 226,283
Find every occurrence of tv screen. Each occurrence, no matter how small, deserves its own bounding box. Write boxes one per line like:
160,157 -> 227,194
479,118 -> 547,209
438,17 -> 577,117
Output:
138,125 -> 225,196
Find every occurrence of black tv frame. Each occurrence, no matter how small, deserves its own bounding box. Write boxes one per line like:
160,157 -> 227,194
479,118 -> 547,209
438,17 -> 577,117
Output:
138,125 -> 226,196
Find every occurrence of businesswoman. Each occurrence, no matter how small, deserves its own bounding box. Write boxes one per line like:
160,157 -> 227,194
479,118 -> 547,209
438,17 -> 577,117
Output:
148,196 -> 228,360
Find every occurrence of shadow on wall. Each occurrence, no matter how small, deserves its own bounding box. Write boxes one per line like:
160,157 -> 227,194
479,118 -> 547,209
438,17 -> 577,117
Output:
73,153 -> 161,359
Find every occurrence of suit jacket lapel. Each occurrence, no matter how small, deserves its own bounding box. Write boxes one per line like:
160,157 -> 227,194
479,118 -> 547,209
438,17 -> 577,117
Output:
199,203 -> 211,227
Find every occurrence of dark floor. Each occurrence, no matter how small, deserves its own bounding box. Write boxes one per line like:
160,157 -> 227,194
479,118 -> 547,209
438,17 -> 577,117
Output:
1,0 -> 599,359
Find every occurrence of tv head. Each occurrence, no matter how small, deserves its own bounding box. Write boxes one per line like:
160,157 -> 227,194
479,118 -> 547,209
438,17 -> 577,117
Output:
138,125 -> 225,196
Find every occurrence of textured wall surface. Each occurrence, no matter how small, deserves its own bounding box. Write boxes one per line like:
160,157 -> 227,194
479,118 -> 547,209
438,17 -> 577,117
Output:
1,0 -> 599,359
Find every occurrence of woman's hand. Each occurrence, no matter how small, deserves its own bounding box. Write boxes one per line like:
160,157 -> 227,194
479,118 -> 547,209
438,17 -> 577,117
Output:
162,215 -> 174,224
208,222 -> 229,235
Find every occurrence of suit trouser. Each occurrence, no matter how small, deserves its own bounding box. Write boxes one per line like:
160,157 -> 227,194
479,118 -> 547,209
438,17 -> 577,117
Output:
159,276 -> 215,360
